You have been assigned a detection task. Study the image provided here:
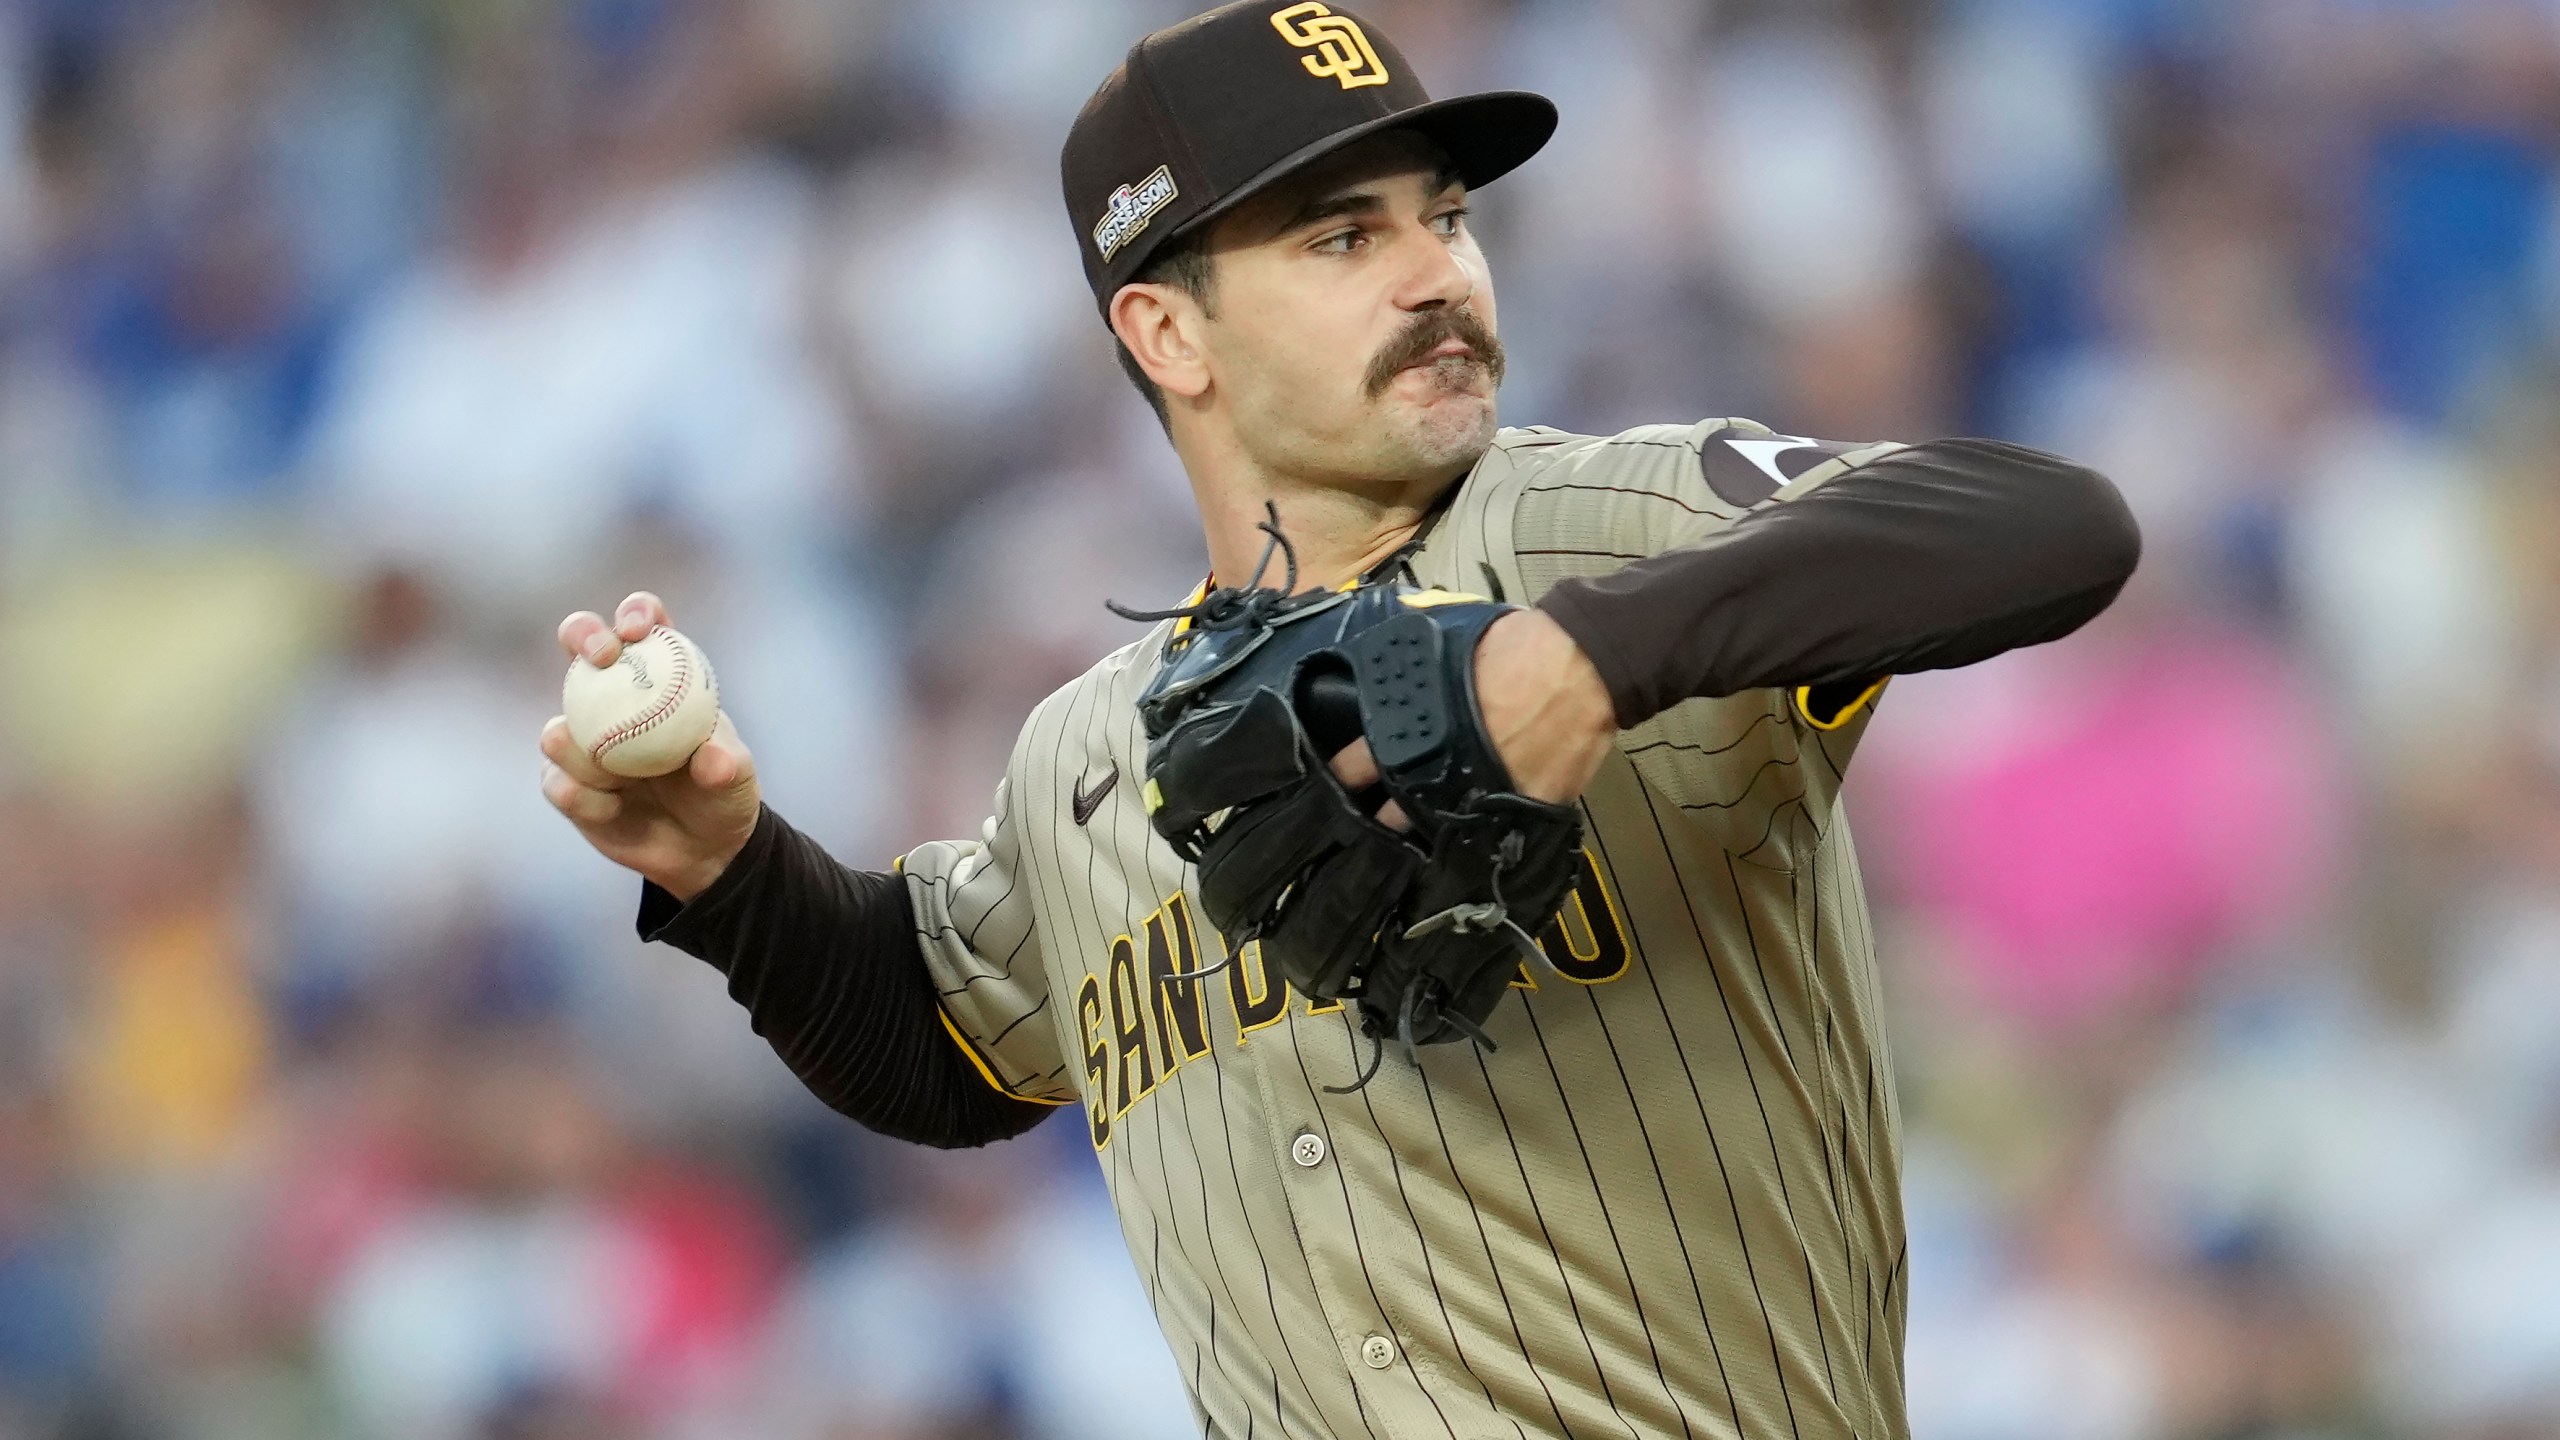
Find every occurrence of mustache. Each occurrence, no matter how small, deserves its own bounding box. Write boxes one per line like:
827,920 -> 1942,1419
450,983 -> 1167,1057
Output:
1362,306 -> 1505,398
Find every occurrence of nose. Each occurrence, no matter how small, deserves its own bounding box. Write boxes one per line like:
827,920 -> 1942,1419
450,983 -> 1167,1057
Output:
1395,223 -> 1476,313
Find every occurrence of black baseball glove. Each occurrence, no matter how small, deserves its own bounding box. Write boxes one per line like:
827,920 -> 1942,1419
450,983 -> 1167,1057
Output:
1117,514 -> 1585,1090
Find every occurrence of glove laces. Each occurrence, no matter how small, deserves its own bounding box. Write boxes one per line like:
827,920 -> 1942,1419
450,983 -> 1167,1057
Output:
1397,832 -> 1553,974
1319,834 -> 1549,1094
1106,501 -> 1300,634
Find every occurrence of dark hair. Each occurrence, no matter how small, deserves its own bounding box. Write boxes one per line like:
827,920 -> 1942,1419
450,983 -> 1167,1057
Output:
1112,231 -> 1218,427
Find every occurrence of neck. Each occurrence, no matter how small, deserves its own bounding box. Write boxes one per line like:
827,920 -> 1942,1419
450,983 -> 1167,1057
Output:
1176,426 -> 1469,593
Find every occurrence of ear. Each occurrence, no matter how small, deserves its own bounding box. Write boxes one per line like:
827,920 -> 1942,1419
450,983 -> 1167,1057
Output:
1109,283 -> 1212,404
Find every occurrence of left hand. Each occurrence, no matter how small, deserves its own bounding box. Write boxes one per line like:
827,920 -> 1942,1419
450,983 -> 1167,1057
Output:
1331,609 -> 1617,828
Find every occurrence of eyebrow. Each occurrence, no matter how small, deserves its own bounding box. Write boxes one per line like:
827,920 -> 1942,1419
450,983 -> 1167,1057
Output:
1270,162 -> 1467,238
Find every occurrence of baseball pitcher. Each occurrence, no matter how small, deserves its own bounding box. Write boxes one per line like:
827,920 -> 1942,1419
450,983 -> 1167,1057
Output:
539,5 -> 2141,1438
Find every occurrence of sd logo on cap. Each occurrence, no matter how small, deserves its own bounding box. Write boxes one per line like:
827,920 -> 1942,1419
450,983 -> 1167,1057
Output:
1269,2 -> 1391,90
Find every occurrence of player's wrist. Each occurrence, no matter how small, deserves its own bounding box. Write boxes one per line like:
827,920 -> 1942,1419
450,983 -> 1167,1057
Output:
1536,610 -> 1614,732
651,849 -> 731,904
649,831 -> 751,904
650,863 -> 720,906
1486,609 -> 1613,726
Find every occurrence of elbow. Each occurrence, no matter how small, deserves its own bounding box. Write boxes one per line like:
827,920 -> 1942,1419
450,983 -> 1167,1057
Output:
1971,452 -> 2145,656
2049,458 -> 2143,599
827,1084 -> 1058,1150
1958,439 -> 2142,602
2009,458 -> 2142,649
900,1099 -> 1057,1150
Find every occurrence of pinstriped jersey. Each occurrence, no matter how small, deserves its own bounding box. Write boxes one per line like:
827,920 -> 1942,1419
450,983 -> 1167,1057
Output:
899,418 -> 1913,1440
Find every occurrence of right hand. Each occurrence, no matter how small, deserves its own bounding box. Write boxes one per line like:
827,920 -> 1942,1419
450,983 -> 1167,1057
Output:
541,592 -> 760,902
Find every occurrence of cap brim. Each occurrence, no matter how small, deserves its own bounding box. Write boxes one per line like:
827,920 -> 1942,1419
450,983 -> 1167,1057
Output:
1162,90 -> 1557,251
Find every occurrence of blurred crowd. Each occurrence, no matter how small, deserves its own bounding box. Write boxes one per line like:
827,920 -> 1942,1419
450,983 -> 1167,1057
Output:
0,0 -> 2555,1436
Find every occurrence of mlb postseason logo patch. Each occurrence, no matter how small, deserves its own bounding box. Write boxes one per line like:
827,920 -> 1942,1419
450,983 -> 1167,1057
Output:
1093,165 -> 1180,263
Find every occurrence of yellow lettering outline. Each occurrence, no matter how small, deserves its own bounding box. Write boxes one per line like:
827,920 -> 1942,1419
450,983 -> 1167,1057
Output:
1230,938 -> 1291,1043
1078,974 -> 1112,1151
1539,847 -> 1635,986
1107,935 -> 1162,1118
1149,895 -> 1215,1066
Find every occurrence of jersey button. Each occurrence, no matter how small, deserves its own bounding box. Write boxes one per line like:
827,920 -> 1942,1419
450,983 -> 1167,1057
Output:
1290,1132 -> 1327,1168
1360,1334 -> 1397,1369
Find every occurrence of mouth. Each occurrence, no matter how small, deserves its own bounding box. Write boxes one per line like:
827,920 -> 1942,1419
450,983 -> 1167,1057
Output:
1389,339 -> 1494,402
1363,311 -> 1506,398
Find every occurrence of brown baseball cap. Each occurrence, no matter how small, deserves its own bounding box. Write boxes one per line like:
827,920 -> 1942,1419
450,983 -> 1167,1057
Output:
1061,1 -> 1557,316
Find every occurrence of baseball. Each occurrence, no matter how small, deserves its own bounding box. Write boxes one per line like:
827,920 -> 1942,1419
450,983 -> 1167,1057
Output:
562,624 -> 720,779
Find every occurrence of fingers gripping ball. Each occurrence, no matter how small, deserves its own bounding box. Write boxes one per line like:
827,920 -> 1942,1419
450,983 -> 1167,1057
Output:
562,625 -> 720,778
1128,566 -> 1585,1088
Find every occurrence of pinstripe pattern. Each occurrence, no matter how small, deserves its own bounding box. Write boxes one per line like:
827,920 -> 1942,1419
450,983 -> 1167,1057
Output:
900,420 -> 1911,1439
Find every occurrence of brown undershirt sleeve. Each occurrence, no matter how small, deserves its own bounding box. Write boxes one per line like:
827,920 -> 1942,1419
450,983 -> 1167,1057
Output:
1534,438 -> 2141,729
637,805 -> 1054,1149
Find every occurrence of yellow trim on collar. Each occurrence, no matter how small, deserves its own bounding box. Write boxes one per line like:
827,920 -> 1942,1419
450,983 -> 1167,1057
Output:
1169,580 -> 1212,636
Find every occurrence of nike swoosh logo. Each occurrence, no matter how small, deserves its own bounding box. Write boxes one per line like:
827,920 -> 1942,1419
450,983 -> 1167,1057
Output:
1072,763 -> 1119,826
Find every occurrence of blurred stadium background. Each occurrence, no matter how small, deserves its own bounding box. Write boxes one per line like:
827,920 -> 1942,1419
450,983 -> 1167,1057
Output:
0,0 -> 2557,1436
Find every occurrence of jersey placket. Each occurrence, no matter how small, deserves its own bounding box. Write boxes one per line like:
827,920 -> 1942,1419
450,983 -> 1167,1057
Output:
1248,1007 -> 1499,1440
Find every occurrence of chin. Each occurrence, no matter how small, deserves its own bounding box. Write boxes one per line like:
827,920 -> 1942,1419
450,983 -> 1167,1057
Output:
1392,390 -> 1499,472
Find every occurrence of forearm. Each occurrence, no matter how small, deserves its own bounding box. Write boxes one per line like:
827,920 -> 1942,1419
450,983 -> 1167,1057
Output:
638,805 -> 1053,1148
1535,438 -> 2141,727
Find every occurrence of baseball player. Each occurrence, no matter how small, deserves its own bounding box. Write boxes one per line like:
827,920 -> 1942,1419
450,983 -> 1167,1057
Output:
539,5 -> 2140,1438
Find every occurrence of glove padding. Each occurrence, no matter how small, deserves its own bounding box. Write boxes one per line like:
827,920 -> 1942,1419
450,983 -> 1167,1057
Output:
1133,575 -> 1585,1081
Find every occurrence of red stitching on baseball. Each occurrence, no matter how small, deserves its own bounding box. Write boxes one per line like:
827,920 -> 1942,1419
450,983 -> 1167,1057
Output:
589,626 -> 695,765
